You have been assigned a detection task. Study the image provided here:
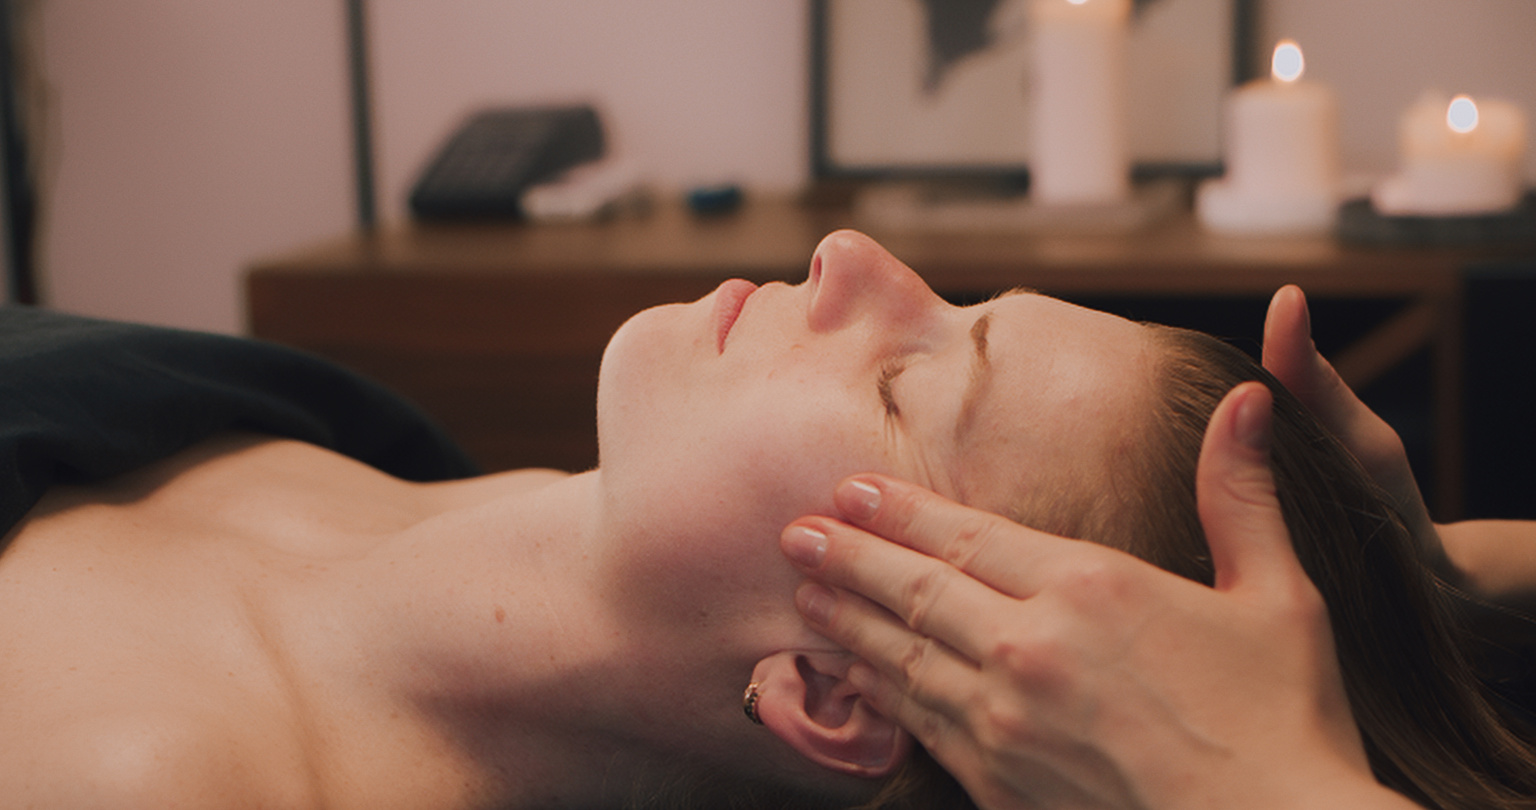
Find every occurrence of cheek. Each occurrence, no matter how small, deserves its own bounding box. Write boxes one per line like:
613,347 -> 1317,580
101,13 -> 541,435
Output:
713,380 -> 876,514
599,364 -> 895,629
684,379 -> 888,559
603,331 -> 892,547
604,411 -> 856,618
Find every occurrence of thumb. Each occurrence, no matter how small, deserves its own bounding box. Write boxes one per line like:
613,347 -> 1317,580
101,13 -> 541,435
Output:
1197,382 -> 1303,596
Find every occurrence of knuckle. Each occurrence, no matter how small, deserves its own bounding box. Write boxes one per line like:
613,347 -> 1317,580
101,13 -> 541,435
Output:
973,692 -> 1038,754
1064,555 -> 1117,591
1226,468 -> 1280,508
989,626 -> 1075,698
936,512 -> 1002,571
1254,567 -> 1332,639
895,634 -> 944,688
1055,554 -> 1136,612
1278,577 -> 1330,629
898,566 -> 948,632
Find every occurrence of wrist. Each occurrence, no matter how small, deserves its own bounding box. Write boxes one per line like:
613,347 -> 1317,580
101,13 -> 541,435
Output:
1437,520 -> 1536,606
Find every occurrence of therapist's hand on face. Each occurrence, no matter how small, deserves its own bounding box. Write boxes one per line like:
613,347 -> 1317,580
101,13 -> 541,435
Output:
780,383 -> 1418,810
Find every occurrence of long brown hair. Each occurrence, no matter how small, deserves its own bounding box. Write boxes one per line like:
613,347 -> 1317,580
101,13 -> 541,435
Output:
1130,325 -> 1536,809
863,323 -> 1536,810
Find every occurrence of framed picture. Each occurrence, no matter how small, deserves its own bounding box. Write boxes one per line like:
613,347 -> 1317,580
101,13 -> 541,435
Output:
810,0 -> 1254,180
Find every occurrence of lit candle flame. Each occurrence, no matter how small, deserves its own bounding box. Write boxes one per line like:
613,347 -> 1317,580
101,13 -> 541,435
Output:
1447,94 -> 1479,134
1271,40 -> 1304,83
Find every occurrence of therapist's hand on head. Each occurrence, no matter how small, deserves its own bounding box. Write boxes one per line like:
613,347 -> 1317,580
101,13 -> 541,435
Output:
781,383 -> 1418,810
1263,284 -> 1536,616
1261,284 -> 1443,568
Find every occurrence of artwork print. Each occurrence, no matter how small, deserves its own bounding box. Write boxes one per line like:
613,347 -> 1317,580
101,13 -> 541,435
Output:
814,0 -> 1241,176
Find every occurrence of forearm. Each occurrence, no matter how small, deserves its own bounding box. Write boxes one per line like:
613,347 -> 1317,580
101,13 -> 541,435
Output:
1438,519 -> 1536,607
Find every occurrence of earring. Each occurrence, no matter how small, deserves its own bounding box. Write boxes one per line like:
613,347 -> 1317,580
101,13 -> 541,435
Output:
743,681 -> 764,725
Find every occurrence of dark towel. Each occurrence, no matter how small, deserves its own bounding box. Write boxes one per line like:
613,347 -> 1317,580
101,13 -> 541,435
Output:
0,305 -> 479,539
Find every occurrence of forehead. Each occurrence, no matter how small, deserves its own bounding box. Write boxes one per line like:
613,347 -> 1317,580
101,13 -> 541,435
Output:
952,293 -> 1157,515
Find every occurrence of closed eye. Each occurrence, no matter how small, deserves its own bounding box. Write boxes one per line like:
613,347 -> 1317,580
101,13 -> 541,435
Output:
878,360 -> 907,418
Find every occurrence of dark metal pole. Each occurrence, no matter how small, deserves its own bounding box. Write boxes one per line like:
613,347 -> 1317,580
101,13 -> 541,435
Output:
346,0 -> 377,233
0,0 -> 36,303
1232,0 -> 1258,84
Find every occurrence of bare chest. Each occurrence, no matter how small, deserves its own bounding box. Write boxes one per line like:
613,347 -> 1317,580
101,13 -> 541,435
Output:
0,436 -> 446,806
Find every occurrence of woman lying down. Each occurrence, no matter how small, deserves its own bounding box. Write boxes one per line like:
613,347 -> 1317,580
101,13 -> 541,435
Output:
1,230 -> 1533,809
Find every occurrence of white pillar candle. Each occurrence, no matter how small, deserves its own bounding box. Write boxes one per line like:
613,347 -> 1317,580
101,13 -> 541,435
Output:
1028,0 -> 1130,206
1197,40 -> 1340,235
1372,92 -> 1528,216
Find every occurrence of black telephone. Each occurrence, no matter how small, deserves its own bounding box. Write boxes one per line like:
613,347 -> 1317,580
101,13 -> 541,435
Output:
408,105 -> 606,220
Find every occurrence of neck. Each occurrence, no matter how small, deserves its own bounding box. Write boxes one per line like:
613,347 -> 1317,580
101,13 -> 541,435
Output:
291,469 -> 768,809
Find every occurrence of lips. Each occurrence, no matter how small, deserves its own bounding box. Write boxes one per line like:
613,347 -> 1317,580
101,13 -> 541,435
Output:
713,279 -> 758,353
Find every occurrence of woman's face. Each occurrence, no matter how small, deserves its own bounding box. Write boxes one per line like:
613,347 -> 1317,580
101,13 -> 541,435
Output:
593,230 -> 1155,645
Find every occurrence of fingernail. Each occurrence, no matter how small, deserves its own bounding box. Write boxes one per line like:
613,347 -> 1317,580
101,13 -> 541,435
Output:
837,479 -> 882,522
1235,386 -> 1273,454
781,525 -> 828,568
796,583 -> 836,626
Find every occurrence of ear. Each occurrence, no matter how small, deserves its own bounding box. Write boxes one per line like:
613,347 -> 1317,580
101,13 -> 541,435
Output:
751,650 -> 911,778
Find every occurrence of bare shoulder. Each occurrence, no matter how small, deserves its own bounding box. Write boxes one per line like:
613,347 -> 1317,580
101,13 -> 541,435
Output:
1,709 -> 317,809
419,466 -> 572,510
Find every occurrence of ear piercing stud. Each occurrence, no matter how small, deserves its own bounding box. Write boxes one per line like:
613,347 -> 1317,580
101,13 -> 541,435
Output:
743,681 -> 764,725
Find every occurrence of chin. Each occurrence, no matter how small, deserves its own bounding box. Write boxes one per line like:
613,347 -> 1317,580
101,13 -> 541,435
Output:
593,302 -> 692,470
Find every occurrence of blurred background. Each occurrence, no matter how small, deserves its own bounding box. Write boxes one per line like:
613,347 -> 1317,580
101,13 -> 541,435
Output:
15,0 -> 1535,332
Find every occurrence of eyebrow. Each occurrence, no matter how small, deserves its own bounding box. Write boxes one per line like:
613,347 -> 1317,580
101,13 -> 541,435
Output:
952,311 -> 994,447
951,288 -> 1028,448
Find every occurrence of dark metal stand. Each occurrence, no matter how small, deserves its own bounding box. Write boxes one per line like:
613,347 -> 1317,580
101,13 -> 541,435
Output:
346,0 -> 377,233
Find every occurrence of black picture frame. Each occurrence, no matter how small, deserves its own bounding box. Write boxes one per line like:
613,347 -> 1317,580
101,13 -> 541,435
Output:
809,0 -> 1255,183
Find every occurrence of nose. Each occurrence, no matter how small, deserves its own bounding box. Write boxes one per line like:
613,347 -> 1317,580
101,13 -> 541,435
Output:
807,230 -> 944,333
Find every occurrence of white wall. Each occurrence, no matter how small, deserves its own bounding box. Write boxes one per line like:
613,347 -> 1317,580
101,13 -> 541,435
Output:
369,2 -> 808,224
1260,0 -> 1536,179
33,0 -> 1536,334
39,2 -> 353,333
38,1 -> 808,332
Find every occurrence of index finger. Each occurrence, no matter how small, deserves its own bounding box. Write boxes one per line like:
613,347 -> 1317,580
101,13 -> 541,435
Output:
783,514 -> 1017,665
1263,285 -> 1394,454
1262,285 -> 1357,435
832,474 -> 1069,598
